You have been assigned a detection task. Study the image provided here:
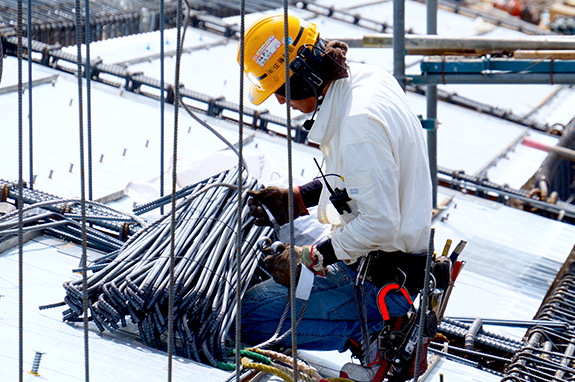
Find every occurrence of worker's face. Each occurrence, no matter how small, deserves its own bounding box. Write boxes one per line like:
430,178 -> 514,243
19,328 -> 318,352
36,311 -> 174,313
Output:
274,93 -> 316,114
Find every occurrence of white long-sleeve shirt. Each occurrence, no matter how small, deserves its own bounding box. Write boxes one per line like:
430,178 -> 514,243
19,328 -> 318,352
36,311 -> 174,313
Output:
307,62 -> 432,262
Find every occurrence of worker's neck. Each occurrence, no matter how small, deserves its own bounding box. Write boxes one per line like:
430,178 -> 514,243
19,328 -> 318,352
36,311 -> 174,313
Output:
321,82 -> 331,99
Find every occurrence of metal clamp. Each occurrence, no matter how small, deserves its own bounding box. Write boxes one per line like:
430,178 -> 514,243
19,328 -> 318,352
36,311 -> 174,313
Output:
257,236 -> 285,256
355,253 -> 374,287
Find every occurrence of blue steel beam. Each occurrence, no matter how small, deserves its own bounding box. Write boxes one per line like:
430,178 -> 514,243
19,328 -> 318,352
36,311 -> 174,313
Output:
408,73 -> 575,85
421,58 -> 575,75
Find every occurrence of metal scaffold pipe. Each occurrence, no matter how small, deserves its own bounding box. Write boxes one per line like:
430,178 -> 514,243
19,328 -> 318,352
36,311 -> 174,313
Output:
426,0 -> 438,209
410,73 -> 575,85
357,34 -> 575,52
393,0 -> 406,91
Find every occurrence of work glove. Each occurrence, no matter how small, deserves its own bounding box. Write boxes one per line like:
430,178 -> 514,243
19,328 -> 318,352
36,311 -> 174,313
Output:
247,186 -> 308,227
264,244 -> 327,288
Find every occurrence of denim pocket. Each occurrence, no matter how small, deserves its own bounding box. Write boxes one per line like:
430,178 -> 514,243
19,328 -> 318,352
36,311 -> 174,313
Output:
327,298 -> 358,321
312,263 -> 352,293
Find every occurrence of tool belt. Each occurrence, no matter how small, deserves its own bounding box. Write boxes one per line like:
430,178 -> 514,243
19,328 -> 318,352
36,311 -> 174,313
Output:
350,250 -> 427,294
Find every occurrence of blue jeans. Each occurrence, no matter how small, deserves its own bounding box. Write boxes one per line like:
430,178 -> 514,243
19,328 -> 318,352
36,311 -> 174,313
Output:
240,262 -> 414,351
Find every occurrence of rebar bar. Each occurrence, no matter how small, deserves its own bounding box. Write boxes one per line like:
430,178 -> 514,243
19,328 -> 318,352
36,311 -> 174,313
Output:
414,227 -> 435,380
17,0 -> 24,379
0,180 -> 145,235
60,168 -> 272,364
439,318 -> 523,353
503,256 -> 575,381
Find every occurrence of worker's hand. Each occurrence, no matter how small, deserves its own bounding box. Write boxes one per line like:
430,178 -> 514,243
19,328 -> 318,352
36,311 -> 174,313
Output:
247,186 -> 308,227
264,244 -> 327,288
264,243 -> 303,288
300,245 -> 328,276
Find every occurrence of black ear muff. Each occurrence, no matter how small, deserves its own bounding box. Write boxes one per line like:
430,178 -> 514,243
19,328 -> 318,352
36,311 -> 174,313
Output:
290,54 -> 323,88
299,44 -> 324,69
291,43 -> 327,130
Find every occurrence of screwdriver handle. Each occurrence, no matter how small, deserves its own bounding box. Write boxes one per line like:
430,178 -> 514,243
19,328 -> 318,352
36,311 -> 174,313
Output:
441,239 -> 452,257
449,240 -> 467,263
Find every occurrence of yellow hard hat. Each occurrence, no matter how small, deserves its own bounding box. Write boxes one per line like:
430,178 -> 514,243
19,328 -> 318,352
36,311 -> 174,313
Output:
238,14 -> 319,105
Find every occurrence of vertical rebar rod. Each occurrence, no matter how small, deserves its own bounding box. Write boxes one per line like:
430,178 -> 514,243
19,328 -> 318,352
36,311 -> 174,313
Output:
393,0 -> 406,91
413,227 -> 435,381
17,0 -> 24,380
168,0 -> 183,379
74,0 -> 90,379
85,0 -> 93,200
27,0 -> 33,190
160,0 -> 166,215
427,0 -> 438,209
235,0 -> 246,380
282,6 -> 298,382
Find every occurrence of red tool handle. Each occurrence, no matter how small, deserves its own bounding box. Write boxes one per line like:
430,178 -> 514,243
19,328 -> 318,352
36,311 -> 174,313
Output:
452,260 -> 466,281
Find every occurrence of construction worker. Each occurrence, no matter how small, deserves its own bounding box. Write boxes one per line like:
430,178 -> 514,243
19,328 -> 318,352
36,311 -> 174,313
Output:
237,14 -> 433,381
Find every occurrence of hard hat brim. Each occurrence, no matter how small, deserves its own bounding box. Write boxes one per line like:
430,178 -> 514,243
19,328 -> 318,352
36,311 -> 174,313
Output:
249,84 -> 273,106
242,14 -> 319,106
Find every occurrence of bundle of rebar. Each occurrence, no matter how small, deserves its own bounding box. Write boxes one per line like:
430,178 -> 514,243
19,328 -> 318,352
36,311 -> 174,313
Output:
0,209 -> 126,254
61,167 -> 273,365
503,254 -> 575,382
439,317 -> 523,354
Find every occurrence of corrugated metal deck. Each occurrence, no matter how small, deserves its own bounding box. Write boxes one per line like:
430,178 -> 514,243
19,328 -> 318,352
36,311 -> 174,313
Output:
0,237 -> 230,382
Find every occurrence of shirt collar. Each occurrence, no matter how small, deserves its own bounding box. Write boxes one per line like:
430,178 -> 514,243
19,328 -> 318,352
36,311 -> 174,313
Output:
307,80 -> 337,144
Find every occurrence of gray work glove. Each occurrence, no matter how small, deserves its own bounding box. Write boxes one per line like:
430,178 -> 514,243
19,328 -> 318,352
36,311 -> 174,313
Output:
264,244 -> 327,288
247,186 -> 308,226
